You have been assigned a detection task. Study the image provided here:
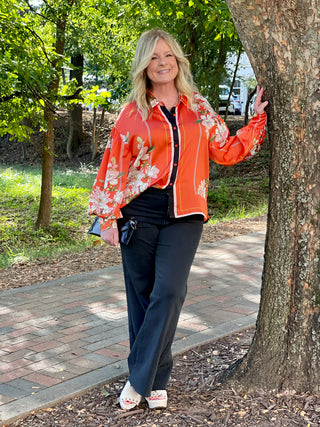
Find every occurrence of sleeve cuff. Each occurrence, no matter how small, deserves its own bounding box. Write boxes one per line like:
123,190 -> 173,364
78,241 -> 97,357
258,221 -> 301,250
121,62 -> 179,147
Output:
99,218 -> 118,231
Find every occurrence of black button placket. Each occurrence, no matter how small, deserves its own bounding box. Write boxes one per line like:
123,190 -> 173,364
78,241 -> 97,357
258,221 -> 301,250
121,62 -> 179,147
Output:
160,105 -> 179,218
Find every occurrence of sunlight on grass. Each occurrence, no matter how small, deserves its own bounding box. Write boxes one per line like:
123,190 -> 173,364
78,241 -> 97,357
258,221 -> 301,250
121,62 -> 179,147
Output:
0,164 -> 98,269
0,164 -> 269,269
208,201 -> 268,225
207,175 -> 269,223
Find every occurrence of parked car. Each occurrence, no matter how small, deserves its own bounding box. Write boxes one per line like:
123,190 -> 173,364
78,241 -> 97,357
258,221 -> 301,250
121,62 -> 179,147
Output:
232,95 -> 242,115
218,85 -> 235,115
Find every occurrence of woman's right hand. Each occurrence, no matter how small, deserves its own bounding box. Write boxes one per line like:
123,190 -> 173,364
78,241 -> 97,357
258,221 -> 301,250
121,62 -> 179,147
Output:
101,227 -> 119,246
254,85 -> 268,115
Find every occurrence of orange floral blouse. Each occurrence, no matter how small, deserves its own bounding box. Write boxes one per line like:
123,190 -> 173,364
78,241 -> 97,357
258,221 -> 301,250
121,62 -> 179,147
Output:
89,92 -> 267,230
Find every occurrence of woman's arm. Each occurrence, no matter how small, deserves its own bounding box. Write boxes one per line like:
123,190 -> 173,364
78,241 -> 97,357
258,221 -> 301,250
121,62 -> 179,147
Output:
206,86 -> 268,166
88,126 -> 131,233
253,86 -> 268,114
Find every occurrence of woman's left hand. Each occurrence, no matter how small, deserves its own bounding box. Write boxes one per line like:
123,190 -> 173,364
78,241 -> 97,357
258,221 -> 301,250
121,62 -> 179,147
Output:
101,227 -> 119,246
254,85 -> 269,115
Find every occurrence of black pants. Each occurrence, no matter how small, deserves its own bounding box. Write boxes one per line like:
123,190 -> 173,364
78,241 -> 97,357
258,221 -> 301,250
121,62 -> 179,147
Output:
118,189 -> 203,397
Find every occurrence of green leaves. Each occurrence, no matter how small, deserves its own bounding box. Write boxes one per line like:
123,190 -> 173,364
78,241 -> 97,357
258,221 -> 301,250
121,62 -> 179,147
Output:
0,0 -> 243,145
141,0 -> 241,105
0,0 -> 55,139
0,0 -> 241,142
82,85 -> 112,109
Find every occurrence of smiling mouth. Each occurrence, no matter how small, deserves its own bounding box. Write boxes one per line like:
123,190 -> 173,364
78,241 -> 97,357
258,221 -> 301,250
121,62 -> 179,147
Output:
158,69 -> 170,74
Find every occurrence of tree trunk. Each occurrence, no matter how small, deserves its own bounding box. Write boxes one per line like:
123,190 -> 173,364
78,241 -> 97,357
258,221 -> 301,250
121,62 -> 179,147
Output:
36,9 -> 70,229
211,35 -> 227,111
91,107 -> 98,160
91,107 -> 105,161
224,46 -> 242,121
35,106 -> 54,229
67,53 -> 83,159
180,12 -> 198,67
224,0 -> 320,393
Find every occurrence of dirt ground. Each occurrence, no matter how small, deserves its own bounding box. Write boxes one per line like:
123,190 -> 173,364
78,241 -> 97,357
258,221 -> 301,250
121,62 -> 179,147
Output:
3,217 -> 320,427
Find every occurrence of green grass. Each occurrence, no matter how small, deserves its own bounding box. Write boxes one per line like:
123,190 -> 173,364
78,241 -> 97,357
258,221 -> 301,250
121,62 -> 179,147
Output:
0,164 -> 98,269
0,164 -> 269,269
207,175 -> 269,223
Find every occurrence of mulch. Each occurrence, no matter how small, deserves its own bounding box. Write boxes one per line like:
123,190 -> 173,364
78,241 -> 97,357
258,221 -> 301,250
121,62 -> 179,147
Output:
6,328 -> 320,426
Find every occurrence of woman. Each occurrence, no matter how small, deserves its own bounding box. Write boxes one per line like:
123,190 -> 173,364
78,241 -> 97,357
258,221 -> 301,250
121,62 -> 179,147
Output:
89,29 -> 268,410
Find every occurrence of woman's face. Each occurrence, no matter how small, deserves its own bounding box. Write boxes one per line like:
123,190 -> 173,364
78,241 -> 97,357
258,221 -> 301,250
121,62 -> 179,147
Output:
146,38 -> 179,89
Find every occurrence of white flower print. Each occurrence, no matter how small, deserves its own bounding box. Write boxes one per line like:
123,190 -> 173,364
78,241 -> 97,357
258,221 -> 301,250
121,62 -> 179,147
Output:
133,145 -> 149,168
197,179 -> 208,199
214,121 -> 229,146
105,168 -> 119,186
120,132 -> 129,144
89,188 -> 114,215
199,113 -> 216,131
120,138 -> 159,203
114,190 -> 124,204
150,98 -> 159,108
147,165 -> 160,178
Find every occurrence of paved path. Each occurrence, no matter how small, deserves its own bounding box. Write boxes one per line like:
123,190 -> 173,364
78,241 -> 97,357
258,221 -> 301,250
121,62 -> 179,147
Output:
0,231 -> 265,425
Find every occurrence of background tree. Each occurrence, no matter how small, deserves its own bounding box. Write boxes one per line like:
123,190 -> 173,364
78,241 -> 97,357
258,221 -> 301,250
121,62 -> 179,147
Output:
224,0 -> 320,393
0,0 -> 49,140
66,52 -> 84,159
35,0 -> 75,229
1,0 -> 77,228
144,0 -> 241,108
62,0 -> 144,159
224,44 -> 243,120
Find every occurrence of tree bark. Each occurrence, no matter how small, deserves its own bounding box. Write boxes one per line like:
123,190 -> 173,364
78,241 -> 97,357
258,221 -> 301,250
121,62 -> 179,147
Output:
211,35 -> 227,111
224,46 -> 242,121
36,105 -> 55,229
91,107 -> 105,161
224,0 -> 320,393
67,53 -> 83,159
36,7 -> 71,229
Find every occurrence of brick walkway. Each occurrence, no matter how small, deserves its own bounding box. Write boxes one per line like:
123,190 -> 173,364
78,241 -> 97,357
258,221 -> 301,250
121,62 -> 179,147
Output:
0,231 -> 265,425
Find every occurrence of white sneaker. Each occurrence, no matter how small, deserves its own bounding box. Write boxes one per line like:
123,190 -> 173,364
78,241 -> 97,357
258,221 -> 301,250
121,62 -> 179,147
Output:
119,380 -> 142,410
145,390 -> 168,409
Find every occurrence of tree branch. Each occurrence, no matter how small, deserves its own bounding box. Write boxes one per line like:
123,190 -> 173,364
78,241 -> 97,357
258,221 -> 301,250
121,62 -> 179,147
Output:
23,25 -> 55,66
22,0 -> 56,24
0,92 -> 22,103
63,87 -> 82,100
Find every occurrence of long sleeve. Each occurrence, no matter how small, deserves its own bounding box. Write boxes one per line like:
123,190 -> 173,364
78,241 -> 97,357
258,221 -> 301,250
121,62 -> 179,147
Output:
88,127 -> 131,230
208,112 -> 267,166
193,92 -> 267,166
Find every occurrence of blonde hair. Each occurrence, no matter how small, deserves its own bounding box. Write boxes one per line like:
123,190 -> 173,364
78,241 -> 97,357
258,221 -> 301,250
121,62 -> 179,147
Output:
127,29 -> 196,119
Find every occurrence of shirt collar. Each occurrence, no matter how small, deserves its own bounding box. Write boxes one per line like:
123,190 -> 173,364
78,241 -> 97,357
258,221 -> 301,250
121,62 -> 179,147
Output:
148,90 -> 186,109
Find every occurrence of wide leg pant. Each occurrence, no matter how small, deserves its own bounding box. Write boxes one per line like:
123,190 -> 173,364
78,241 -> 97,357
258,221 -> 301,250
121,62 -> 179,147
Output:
119,218 -> 203,397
